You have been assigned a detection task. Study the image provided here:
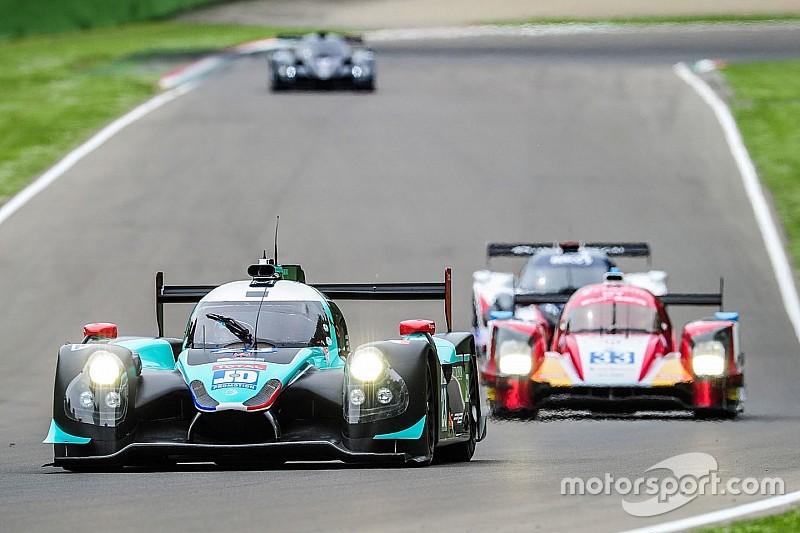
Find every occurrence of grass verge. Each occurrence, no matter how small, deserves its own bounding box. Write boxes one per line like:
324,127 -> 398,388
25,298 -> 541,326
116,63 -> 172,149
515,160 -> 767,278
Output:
696,507 -> 800,532
0,22 -> 311,206
0,0 -> 228,39
722,60 -> 800,266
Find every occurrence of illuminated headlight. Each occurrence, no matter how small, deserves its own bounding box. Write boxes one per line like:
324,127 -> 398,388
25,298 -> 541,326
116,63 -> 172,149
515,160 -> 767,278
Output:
349,388 -> 366,406
352,65 -> 364,78
376,387 -> 393,404
79,391 -> 94,408
692,341 -> 726,376
87,351 -> 122,385
286,66 -> 296,79
498,353 -> 533,376
349,347 -> 385,382
104,391 -> 122,408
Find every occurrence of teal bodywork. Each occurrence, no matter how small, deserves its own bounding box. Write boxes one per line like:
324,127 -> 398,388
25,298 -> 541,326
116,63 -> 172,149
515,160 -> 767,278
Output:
373,416 -> 426,440
177,346 -> 342,409
115,338 -> 175,370
44,419 -> 91,444
177,297 -> 345,411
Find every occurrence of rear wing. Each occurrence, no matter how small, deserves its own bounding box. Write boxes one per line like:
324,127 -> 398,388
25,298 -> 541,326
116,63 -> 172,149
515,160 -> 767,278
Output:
155,268 -> 453,337
313,269 -> 452,332
514,279 -> 724,310
155,272 -> 215,337
487,242 -> 651,259
514,292 -> 573,306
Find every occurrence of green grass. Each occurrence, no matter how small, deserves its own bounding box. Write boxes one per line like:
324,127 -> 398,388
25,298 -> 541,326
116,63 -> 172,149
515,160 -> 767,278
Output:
0,22 -> 309,205
722,60 -> 800,265
695,507 -> 800,532
488,14 -> 800,26
0,0 -> 229,39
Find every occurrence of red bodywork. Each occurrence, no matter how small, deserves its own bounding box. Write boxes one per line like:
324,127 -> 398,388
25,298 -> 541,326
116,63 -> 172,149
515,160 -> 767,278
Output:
485,281 -> 744,417
482,319 -> 548,413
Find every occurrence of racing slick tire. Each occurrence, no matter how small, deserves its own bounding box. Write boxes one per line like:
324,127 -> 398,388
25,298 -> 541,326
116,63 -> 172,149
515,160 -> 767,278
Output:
269,72 -> 289,92
693,408 -> 737,420
411,363 -> 437,467
436,357 -> 478,463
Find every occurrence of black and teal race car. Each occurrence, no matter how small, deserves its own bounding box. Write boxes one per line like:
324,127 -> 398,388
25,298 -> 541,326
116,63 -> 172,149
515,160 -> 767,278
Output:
45,259 -> 485,470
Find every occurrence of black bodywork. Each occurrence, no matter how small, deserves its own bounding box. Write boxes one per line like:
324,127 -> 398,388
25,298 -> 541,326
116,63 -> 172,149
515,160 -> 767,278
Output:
268,32 -> 376,91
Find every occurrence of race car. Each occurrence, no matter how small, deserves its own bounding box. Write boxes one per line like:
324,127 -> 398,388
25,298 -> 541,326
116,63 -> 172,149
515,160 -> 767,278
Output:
44,258 -> 485,470
472,241 -> 666,357
268,32 -> 375,91
483,269 -> 744,419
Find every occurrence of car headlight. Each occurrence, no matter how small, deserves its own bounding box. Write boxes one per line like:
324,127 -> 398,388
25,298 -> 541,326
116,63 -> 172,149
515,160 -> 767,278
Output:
88,351 -> 123,385
349,347 -> 386,382
692,341 -> 726,376
498,353 -> 533,376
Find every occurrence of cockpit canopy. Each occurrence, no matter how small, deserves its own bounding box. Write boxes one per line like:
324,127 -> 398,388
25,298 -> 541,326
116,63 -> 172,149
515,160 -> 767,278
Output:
518,249 -> 613,293
188,300 -> 330,349
564,302 -> 661,334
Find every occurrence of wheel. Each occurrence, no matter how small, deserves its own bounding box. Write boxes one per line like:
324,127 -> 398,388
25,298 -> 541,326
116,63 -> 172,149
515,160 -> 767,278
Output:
269,73 -> 288,92
411,364 -> 437,467
437,360 -> 478,463
694,408 -> 737,420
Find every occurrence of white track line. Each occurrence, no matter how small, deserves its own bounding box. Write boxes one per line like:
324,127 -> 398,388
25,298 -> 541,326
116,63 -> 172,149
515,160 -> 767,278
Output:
674,62 -> 800,346
0,82 -> 197,227
622,63 -> 800,533
619,489 -> 800,533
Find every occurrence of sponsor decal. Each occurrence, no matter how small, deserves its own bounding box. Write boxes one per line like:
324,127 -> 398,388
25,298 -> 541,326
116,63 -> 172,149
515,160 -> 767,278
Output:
212,363 -> 267,371
550,252 -> 593,266
511,245 -> 538,255
589,351 -> 635,365
211,369 -> 260,390
215,357 -> 267,362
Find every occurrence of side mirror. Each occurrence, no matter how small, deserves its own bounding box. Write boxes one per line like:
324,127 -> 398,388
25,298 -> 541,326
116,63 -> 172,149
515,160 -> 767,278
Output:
559,320 -> 570,333
489,310 -> 514,321
83,322 -> 118,341
399,319 -> 436,336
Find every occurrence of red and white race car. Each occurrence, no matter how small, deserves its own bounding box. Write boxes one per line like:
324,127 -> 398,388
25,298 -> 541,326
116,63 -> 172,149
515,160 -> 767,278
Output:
472,241 -> 667,359
483,269 -> 744,419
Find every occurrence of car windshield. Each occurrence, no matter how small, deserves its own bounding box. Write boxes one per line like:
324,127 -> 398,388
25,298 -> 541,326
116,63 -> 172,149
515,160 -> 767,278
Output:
518,254 -> 610,293
301,38 -> 348,58
189,300 -> 330,349
564,302 -> 659,334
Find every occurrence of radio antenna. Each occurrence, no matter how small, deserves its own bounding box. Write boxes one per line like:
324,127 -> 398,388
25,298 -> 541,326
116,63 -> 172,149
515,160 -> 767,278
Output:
273,215 -> 280,264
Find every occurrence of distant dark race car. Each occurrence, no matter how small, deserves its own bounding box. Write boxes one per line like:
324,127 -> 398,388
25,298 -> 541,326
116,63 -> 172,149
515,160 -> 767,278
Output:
268,32 -> 376,91
45,259 -> 485,470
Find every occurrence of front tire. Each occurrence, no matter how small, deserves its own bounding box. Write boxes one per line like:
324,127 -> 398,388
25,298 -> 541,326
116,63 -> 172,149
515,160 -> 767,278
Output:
437,360 -> 478,463
411,364 -> 437,466
694,408 -> 737,420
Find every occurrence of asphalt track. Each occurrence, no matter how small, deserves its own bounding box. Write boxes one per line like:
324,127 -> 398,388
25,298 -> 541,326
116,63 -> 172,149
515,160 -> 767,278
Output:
2,24 -> 800,532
